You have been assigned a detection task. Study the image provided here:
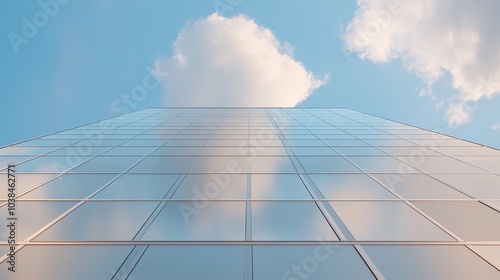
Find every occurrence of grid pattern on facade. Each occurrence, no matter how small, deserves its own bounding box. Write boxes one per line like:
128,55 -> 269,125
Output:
1,108 -> 500,279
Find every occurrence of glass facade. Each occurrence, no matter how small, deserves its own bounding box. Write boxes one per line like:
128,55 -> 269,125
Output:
1,108 -> 500,279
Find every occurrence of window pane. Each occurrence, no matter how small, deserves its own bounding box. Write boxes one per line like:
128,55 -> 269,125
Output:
430,174 -> 500,199
413,201 -> 500,241
121,139 -> 165,146
142,202 -> 245,241
485,198 -> 500,210
378,146 -> 440,156
456,156 -> 500,173
333,146 -> 385,156
199,146 -> 247,156
23,174 -> 116,199
152,146 -> 202,155
251,174 -> 312,199
0,201 -> 76,241
430,146 -> 500,156
16,139 -> 80,146
310,174 -> 396,199
16,156 -> 93,173
129,156 -> 193,173
318,134 -> 356,140
250,146 -> 288,156
396,156 -> 487,173
189,156 -> 247,173
10,156 -> 90,173
298,156 -> 361,173
324,139 -> 368,146
284,139 -> 325,146
34,202 -> 158,241
469,246 -> 500,270
130,246 -> 244,279
251,156 -> 296,173
284,134 -> 318,139
0,245 -> 133,280
364,139 -> 415,147
0,173 -> 57,199
329,201 -> 453,241
0,146 -> 58,156
93,174 -> 179,199
253,245 -> 375,280
346,156 -> 417,173
165,139 -> 207,146
290,146 -> 338,155
363,245 -> 500,279
252,202 -> 337,241
371,174 -> 468,199
70,156 -> 142,173
47,146 -> 110,156
173,174 -> 247,199
103,146 -> 157,155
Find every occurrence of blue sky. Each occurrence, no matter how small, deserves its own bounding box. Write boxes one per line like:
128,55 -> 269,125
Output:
1,0 -> 499,148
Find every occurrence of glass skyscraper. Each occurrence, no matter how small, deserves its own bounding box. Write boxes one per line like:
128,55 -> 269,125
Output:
1,108 -> 499,279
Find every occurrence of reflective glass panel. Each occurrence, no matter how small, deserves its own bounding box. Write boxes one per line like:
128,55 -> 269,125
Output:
199,146 -> 248,156
22,174 -> 116,199
0,245 -> 133,280
253,245 -> 375,280
284,139 -> 325,146
129,156 -> 194,173
371,173 -> 468,199
310,174 -> 396,199
16,156 -> 93,173
430,146 -> 500,156
103,146 -> 156,155
142,202 -> 245,240
396,156 -> 487,173
290,146 -> 338,155
252,202 -> 337,241
378,146 -> 440,156
298,156 -> 361,173
173,174 -> 246,199
34,202 -> 158,241
413,201 -> 500,241
70,156 -> 142,173
47,146 -> 110,155
0,201 -> 76,241
251,174 -> 312,199
431,174 -> 500,199
363,245 -> 500,279
250,146 -> 288,156
0,173 -> 56,199
130,246 -> 244,279
93,174 -> 179,199
456,156 -> 500,173
469,246 -> 500,270
364,139 -> 415,147
324,139 -> 368,146
329,201 -> 453,241
346,156 -> 417,173
333,146 -> 385,156
251,156 -> 296,173
151,146 -> 202,155
0,146 -> 58,156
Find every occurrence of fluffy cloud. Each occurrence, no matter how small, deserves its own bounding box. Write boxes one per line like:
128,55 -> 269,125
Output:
155,13 -> 327,106
343,0 -> 500,126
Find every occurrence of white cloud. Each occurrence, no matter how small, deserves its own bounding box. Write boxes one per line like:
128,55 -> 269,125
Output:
491,123 -> 500,130
445,102 -> 474,127
155,13 -> 327,106
343,0 -> 500,126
